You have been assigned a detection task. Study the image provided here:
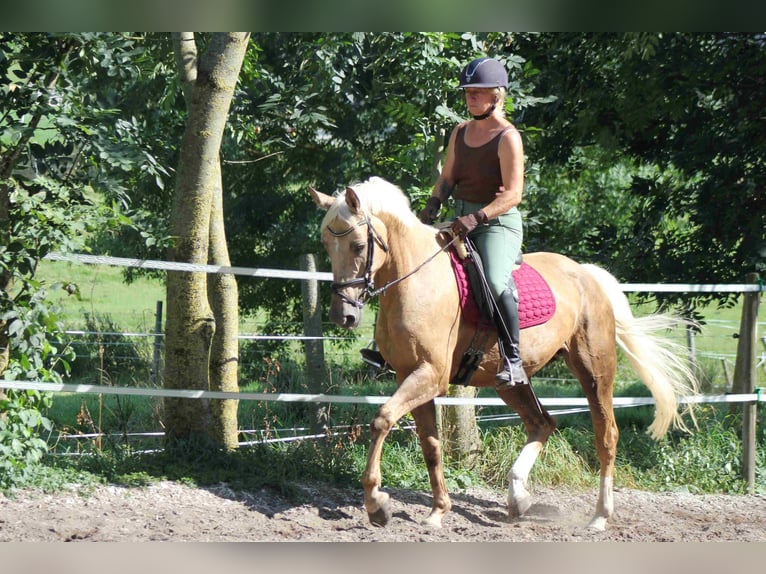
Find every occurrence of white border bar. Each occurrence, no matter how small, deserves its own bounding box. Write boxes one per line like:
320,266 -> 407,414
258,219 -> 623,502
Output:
44,252 -> 764,292
1,380 -> 761,406
44,252 -> 334,282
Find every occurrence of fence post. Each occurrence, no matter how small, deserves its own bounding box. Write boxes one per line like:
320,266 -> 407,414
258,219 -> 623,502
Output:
151,300 -> 163,386
300,254 -> 326,434
731,272 -> 760,492
686,324 -> 698,379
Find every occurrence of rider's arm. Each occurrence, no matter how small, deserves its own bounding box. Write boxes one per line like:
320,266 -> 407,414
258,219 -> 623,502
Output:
431,124 -> 462,202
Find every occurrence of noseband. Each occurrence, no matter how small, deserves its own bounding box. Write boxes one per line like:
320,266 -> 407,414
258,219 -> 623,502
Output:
326,212 -> 389,309
326,211 -> 459,310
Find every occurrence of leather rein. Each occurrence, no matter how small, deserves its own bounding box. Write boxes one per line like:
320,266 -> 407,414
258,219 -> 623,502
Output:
326,212 -> 458,309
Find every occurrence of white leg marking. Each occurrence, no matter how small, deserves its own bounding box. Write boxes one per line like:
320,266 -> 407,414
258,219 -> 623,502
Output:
587,476 -> 614,531
507,442 -> 543,517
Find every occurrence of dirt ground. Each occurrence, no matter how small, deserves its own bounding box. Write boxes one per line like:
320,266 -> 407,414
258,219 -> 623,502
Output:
1,479 -> 764,542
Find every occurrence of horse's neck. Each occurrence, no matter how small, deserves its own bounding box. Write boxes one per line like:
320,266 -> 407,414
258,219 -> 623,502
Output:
376,219 -> 449,301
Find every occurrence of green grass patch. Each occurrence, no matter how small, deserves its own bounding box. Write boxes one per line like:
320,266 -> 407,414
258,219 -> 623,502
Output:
37,259 -> 166,333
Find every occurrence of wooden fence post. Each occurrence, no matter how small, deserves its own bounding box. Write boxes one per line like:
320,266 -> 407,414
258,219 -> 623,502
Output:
300,254 -> 327,434
731,272 -> 761,492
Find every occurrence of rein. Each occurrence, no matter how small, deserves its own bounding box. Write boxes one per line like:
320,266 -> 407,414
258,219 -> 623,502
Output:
327,213 -> 458,309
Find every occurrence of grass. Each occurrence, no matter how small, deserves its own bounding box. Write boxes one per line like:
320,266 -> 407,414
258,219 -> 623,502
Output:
37,259 -> 166,333
6,258 -> 764,497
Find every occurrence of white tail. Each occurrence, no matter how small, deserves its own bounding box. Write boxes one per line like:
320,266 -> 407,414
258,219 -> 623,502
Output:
582,264 -> 699,439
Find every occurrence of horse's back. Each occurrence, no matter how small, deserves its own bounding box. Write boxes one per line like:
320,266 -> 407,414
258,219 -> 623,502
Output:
522,252 -> 608,298
522,251 -> 581,276
510,252 -> 616,373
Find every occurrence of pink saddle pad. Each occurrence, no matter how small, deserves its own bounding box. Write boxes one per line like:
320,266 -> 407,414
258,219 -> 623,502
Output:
449,250 -> 556,330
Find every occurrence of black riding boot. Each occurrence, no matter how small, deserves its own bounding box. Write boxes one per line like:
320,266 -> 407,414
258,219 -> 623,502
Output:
494,287 -> 529,388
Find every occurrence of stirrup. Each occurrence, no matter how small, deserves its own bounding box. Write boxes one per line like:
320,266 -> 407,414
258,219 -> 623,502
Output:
360,348 -> 390,371
495,362 -> 529,389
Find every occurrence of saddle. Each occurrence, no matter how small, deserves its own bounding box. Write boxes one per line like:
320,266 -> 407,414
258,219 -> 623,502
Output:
449,237 -> 556,331
360,231 -> 556,383
447,234 -> 556,386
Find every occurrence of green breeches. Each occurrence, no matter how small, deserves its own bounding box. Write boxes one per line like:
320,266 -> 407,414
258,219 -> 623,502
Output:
454,199 -> 523,299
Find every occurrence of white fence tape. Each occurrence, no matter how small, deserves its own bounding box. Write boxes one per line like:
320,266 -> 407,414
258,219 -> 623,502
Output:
0,380 -> 762,407
45,252 -> 764,292
44,252 -> 334,282
30,251 -> 764,409
620,283 -> 763,293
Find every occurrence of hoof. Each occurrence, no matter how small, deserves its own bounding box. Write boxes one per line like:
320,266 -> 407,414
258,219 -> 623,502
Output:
587,516 -> 607,531
421,513 -> 444,529
368,504 -> 392,527
507,494 -> 532,518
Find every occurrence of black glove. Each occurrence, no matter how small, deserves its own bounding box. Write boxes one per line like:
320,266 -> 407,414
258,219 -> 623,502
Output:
450,210 -> 488,237
419,197 -> 442,224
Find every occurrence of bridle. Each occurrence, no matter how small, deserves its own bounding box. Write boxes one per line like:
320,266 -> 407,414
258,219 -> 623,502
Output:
326,211 -> 458,309
326,212 -> 388,309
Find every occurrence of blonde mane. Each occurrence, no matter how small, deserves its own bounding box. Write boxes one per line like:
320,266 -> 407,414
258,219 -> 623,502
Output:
321,176 -> 420,230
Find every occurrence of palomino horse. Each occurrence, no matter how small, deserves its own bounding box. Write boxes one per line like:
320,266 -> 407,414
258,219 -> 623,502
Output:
309,176 -> 697,531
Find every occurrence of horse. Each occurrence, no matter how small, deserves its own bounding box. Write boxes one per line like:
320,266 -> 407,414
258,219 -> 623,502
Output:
308,176 -> 697,531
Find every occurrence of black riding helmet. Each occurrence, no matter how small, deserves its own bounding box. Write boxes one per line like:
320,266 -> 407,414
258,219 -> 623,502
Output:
458,57 -> 508,89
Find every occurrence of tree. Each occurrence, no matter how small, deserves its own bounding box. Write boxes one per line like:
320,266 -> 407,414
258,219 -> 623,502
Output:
163,32 -> 249,449
0,33 -> 168,483
515,33 -> 766,308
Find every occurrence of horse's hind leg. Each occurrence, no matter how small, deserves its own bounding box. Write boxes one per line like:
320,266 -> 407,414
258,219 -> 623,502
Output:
565,340 -> 619,531
583,382 -> 619,531
411,401 -> 451,528
496,385 -> 556,518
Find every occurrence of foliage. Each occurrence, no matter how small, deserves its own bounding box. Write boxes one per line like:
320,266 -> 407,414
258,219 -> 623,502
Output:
1,33 -> 171,484
44,432 -> 362,499
515,33 -> 766,307
6,400 -> 762,499
66,312 -> 152,382
3,31 -> 765,493
0,389 -> 53,488
479,425 -> 597,489
640,414 -> 748,494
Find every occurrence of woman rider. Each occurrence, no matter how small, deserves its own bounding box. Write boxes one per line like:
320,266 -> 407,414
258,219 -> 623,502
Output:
420,57 -> 528,388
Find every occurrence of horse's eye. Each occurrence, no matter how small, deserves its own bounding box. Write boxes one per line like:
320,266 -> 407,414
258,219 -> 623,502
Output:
352,242 -> 366,255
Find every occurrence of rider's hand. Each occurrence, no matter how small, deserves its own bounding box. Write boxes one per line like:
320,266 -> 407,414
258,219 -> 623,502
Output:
450,210 -> 488,237
419,197 -> 442,224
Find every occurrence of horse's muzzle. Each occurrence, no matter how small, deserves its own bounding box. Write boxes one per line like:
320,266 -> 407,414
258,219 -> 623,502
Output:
330,297 -> 362,329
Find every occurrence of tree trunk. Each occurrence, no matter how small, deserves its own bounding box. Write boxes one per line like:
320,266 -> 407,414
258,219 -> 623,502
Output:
164,32 -> 249,445
441,385 -> 482,468
207,160 -> 240,450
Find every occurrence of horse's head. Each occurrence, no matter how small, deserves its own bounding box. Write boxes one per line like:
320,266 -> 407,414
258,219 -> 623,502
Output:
309,182 -> 390,329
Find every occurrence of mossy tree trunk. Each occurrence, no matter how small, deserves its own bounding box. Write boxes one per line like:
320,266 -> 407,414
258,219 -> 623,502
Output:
207,160 -> 240,450
442,385 -> 482,468
163,32 -> 249,447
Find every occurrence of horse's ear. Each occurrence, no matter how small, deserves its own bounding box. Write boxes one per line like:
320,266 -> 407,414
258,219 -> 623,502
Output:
345,187 -> 362,214
308,185 -> 335,211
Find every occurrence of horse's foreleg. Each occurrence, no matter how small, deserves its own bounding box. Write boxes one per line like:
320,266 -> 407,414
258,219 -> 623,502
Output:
497,385 -> 556,518
411,401 -> 451,528
361,408 -> 393,527
360,363 -> 439,527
